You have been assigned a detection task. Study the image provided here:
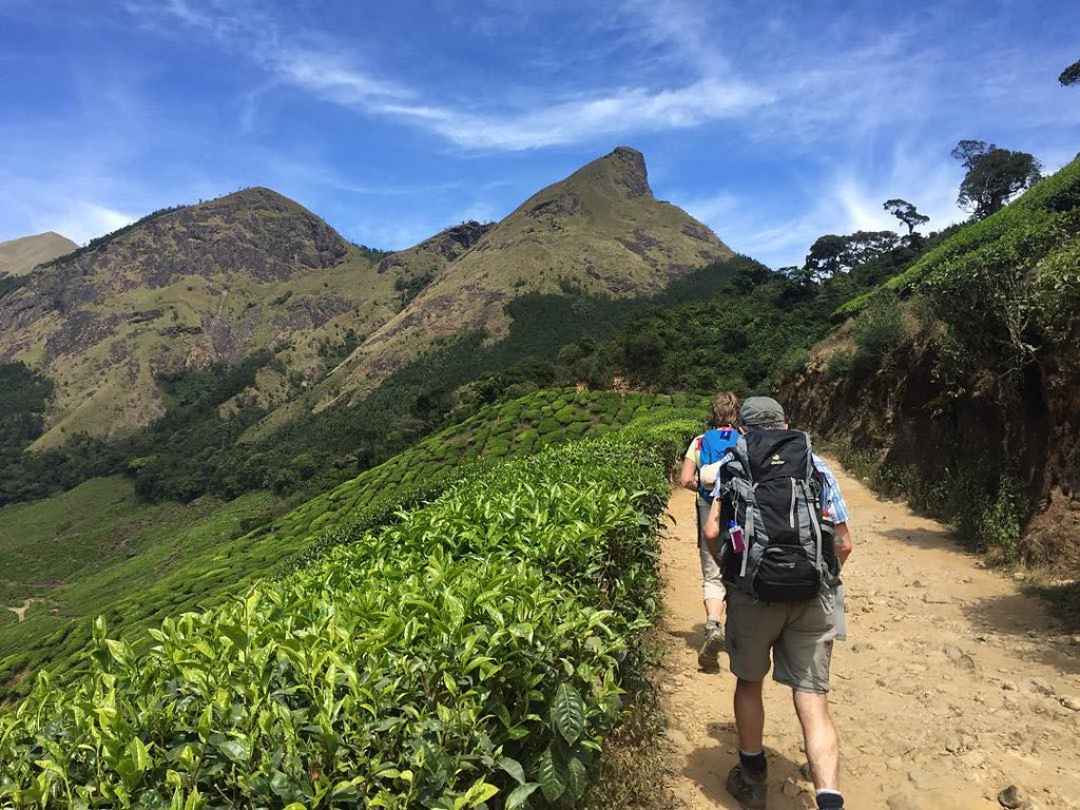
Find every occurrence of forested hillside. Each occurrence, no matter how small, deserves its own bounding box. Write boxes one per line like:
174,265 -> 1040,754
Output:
782,156 -> 1080,585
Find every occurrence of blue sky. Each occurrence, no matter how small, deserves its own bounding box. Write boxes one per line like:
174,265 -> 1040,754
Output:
1,0 -> 1077,269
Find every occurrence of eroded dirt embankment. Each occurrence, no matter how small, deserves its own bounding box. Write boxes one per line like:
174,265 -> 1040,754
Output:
779,330 -> 1080,573
657,460 -> 1080,810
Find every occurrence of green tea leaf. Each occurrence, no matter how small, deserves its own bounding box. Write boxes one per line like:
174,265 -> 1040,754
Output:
536,747 -> 566,802
551,683 -> 586,745
462,779 -> 500,807
498,756 -> 525,785
565,754 -> 588,800
505,783 -> 539,810
215,738 -> 250,765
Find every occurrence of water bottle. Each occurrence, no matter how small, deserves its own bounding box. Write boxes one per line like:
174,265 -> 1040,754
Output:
728,520 -> 745,553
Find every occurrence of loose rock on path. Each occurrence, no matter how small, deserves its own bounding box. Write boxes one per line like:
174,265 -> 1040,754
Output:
657,457 -> 1080,809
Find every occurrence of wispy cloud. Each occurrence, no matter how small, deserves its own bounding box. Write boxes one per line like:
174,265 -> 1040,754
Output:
50,203 -> 135,245
129,0 -> 773,151
270,49 -> 414,106
678,142 -> 969,268
376,78 -> 774,151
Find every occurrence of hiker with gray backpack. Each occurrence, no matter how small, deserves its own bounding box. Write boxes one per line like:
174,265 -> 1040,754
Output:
703,397 -> 853,810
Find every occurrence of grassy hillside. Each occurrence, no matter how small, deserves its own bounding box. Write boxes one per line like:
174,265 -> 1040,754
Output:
1,148 -> 746,515
783,155 -> 1080,578
0,476 -> 247,606
0,231 -> 76,277
1,257 -> 760,511
0,388 -> 705,700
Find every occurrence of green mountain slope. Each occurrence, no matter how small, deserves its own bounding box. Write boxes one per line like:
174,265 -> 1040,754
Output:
782,155 -> 1080,575
0,231 -> 76,277
0,388 -> 704,700
2,147 -> 732,456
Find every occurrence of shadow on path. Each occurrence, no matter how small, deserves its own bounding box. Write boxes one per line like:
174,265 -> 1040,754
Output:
960,591 -> 1080,675
681,720 -> 809,810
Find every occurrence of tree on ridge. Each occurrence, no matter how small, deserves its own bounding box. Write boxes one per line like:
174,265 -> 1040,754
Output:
1059,58 -> 1080,86
883,198 -> 930,235
951,140 -> 1042,220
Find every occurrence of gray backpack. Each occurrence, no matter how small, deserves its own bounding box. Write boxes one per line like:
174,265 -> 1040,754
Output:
717,429 -> 836,602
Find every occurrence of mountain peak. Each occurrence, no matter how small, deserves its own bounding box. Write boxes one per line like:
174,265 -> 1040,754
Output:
607,145 -> 647,179
324,146 -> 733,404
0,231 -> 78,276
564,145 -> 651,200
210,186 -> 310,212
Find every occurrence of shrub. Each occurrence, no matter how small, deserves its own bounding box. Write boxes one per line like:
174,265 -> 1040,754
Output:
976,475 -> 1028,561
554,405 -> 580,425
825,349 -> 855,379
852,290 -> 906,361
775,347 -> 809,380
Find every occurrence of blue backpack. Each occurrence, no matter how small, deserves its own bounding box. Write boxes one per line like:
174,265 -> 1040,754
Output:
698,427 -> 739,501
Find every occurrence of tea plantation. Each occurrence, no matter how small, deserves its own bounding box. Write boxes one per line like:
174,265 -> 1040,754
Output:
0,392 -> 700,808
0,388 -> 704,703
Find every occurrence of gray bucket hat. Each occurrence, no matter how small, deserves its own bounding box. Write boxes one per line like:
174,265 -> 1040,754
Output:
740,396 -> 787,428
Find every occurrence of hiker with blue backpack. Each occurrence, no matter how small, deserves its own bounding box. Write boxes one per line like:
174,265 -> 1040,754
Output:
703,397 -> 853,810
678,391 -> 742,671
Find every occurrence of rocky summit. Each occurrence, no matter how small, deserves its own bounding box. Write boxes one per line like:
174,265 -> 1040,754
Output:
321,146 -> 734,406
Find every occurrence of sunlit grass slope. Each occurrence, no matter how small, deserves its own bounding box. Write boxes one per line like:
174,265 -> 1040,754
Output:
835,155 -> 1080,318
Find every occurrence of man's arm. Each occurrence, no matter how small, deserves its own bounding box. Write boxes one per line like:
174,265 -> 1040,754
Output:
703,496 -> 722,541
833,521 -> 853,566
679,456 -> 697,491
812,454 -> 854,566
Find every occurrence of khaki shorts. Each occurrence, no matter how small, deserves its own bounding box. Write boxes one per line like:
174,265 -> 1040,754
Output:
695,497 -> 725,601
725,587 -> 837,693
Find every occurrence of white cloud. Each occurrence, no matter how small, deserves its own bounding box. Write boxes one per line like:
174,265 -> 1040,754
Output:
678,191 -> 739,227
373,78 -> 774,151
47,203 -> 135,246
270,49 -> 413,105
127,0 -> 773,152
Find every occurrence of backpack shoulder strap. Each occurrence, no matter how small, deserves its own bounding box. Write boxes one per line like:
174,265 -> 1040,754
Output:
732,435 -> 752,482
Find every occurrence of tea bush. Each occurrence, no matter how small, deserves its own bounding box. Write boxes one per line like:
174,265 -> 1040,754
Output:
852,290 -> 906,362
0,416 -> 695,808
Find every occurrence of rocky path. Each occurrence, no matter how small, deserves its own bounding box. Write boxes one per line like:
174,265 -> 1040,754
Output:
656,458 -> 1080,810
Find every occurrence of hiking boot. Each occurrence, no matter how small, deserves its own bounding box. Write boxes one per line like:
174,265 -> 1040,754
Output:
725,764 -> 766,809
697,622 -> 725,671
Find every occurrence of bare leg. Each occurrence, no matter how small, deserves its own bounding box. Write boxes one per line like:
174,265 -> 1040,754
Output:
733,678 -> 765,752
792,690 -> 839,791
704,597 -> 725,624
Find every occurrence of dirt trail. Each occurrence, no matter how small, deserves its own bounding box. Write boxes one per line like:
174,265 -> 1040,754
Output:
657,457 -> 1080,810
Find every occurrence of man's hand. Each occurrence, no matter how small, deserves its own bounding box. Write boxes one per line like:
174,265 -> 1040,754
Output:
834,522 -> 853,566
679,457 -> 698,492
